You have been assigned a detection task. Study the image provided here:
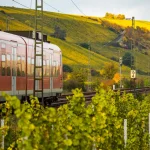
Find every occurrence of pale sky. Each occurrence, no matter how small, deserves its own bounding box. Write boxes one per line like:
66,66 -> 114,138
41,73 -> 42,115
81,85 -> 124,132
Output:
0,0 -> 150,21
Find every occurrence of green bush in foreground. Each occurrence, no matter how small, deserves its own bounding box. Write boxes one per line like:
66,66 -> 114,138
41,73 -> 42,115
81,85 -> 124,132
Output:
0,89 -> 150,150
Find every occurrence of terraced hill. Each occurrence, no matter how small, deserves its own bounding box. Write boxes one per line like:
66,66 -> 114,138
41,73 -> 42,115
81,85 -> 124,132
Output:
0,6 -> 150,79
103,18 -> 150,30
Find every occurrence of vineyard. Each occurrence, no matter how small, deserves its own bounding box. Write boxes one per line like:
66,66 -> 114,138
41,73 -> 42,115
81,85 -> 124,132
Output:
0,88 -> 150,149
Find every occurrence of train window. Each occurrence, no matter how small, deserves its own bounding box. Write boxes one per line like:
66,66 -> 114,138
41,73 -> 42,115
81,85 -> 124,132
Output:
31,58 -> 34,65
49,55 -> 52,76
22,57 -> 25,61
1,55 -> 6,76
46,59 -> 49,76
43,60 -> 46,76
43,60 -> 46,66
28,57 -> 31,64
17,56 -> 22,76
7,55 -> 10,61
17,56 -> 21,61
12,47 -> 16,76
53,61 -> 56,77
56,61 -> 59,76
1,43 -> 6,49
31,58 -> 34,75
39,59 -> 42,66
12,47 -> 16,55
22,57 -> 25,76
28,57 -> 31,76
53,61 -> 59,77
7,54 -> 11,76
2,55 -> 6,61
60,54 -> 62,75
38,59 -> 42,76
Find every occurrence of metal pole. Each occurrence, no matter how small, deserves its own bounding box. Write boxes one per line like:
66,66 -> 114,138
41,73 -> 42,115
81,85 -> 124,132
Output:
34,0 -> 44,105
131,16 -> 135,70
119,57 -> 122,88
88,42 -> 91,91
131,17 -> 136,91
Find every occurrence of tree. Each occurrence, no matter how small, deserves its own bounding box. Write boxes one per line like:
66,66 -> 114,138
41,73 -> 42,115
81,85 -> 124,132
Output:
100,62 -> 118,79
105,12 -> 115,19
25,20 -> 30,25
64,68 -> 88,91
113,73 -> 120,83
122,52 -> 134,67
52,26 -> 66,40
117,14 -> 125,20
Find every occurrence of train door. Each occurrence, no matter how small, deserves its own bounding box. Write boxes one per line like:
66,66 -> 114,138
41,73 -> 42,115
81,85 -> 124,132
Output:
11,42 -> 17,95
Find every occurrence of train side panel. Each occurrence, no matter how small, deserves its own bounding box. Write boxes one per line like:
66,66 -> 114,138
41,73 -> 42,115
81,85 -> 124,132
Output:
0,41 -> 12,92
53,51 -> 63,90
0,31 -> 63,101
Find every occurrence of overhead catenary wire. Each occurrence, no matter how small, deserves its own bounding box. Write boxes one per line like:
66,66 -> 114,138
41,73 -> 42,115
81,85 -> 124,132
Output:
12,0 -> 30,9
11,0 -> 115,43
11,0 -> 73,31
43,1 -> 62,13
11,0 -> 113,59
8,1 -> 149,70
69,0 -> 96,91
10,0 -> 149,69
1,2 -> 148,66
70,0 -> 86,16
12,0 -> 61,13
4,1 -> 150,87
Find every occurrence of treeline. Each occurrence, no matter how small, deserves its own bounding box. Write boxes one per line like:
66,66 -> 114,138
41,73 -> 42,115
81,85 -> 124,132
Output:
101,19 -> 150,51
101,20 -> 123,34
104,12 -> 125,20
123,26 -> 150,50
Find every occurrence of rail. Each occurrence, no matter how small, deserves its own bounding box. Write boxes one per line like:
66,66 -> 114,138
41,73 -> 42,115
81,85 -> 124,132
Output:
50,87 -> 150,107
0,87 -> 150,107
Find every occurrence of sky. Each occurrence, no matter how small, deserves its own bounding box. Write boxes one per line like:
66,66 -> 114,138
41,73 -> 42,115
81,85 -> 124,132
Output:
0,0 -> 150,21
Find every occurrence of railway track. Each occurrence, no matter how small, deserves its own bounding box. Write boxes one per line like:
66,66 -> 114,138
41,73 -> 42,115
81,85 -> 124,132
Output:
0,87 -> 150,107
50,87 -> 150,107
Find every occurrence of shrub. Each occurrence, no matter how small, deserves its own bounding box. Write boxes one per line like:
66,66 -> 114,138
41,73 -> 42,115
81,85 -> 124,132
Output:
63,79 -> 85,92
122,52 -> 134,67
79,42 -> 90,49
91,69 -> 100,76
51,26 -> 66,40
1,89 -> 150,149
110,56 -> 118,62
63,64 -> 72,72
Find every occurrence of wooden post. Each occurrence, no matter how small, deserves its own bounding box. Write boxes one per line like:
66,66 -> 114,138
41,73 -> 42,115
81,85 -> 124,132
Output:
1,119 -> 4,149
124,119 -> 127,148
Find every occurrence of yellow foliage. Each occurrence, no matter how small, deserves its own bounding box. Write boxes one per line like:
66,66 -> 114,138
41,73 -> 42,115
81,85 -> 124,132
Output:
100,62 -> 118,79
101,79 -> 115,89
113,73 -> 120,83
67,125 -> 72,131
100,69 -> 105,76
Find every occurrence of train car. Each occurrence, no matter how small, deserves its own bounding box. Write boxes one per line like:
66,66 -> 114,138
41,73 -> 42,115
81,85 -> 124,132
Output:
0,31 -> 63,103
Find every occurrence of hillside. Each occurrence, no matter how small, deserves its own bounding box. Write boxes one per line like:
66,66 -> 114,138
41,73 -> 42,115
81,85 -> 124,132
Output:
103,18 -> 150,30
0,6 -> 150,79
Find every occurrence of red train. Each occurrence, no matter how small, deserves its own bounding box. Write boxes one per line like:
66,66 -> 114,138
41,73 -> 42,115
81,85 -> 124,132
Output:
0,31 -> 63,103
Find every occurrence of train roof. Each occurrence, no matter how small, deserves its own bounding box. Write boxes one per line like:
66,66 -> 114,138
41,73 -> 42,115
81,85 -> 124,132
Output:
0,31 -> 61,52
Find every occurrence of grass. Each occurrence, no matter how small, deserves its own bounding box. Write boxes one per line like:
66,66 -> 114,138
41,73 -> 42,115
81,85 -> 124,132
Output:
0,6 -> 150,80
103,18 -> 150,30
